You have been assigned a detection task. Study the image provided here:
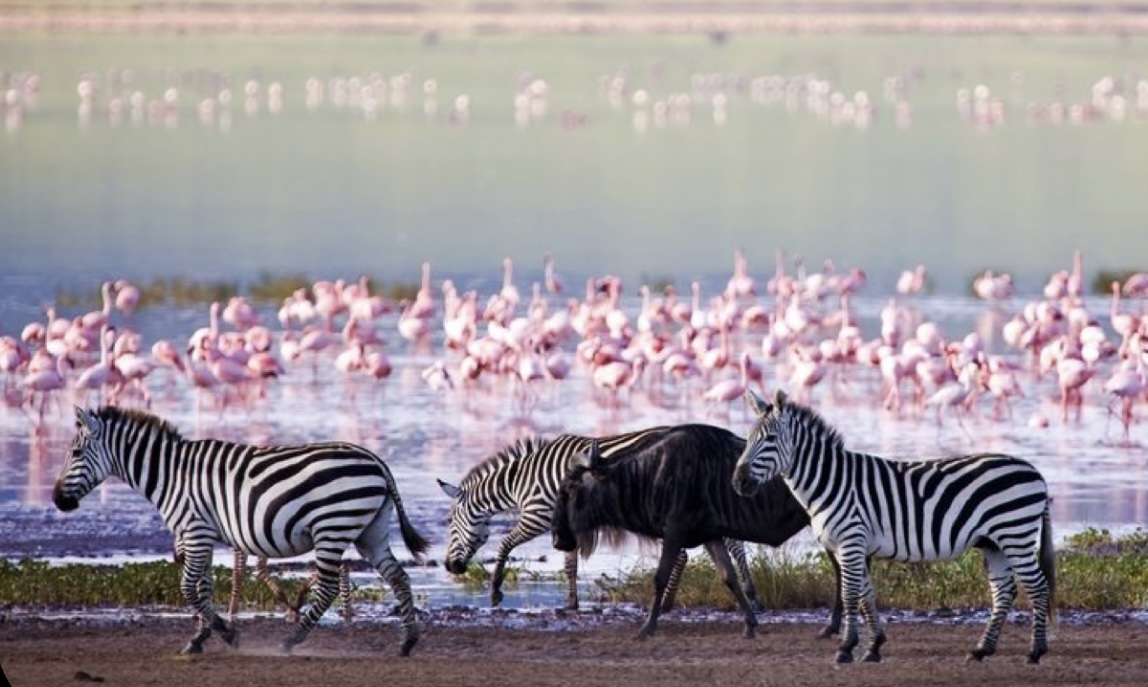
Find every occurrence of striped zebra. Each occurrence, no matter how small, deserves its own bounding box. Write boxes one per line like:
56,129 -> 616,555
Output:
53,406 -> 429,656
732,389 -> 1055,664
438,427 -> 761,611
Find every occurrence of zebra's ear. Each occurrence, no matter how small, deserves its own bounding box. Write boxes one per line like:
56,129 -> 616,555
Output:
74,406 -> 95,431
744,388 -> 770,416
437,479 -> 462,500
773,388 -> 789,409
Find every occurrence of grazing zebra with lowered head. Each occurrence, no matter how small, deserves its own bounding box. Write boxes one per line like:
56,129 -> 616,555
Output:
53,406 -> 429,656
732,389 -> 1055,664
438,428 -> 762,612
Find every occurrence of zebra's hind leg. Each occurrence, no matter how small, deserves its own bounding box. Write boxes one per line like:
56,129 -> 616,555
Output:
280,547 -> 342,655
704,539 -> 759,639
968,546 -> 1017,662
727,539 -> 764,613
659,549 -> 688,613
357,543 -> 419,656
1013,551 -> 1053,664
179,545 -> 239,654
339,562 -> 355,623
227,551 -> 247,622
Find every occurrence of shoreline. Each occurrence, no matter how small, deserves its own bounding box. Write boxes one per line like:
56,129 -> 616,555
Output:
4,3 -> 1148,36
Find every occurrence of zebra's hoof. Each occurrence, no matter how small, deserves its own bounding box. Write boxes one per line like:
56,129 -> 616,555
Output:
490,590 -> 504,607
221,628 -> 240,648
180,642 -> 203,656
862,651 -> 882,663
743,624 -> 757,640
564,600 -> 579,612
400,637 -> 418,657
817,625 -> 839,640
279,640 -> 295,656
1026,653 -> 1043,665
835,650 -> 854,664
966,650 -> 987,663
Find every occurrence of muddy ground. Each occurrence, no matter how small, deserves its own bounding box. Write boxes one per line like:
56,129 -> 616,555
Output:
3,610 -> 1148,687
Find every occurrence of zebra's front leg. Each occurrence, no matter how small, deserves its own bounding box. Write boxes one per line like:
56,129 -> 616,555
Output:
818,551 -> 846,639
490,523 -> 541,607
563,550 -> 580,610
834,548 -> 866,664
227,551 -> 247,622
858,576 -> 886,663
968,547 -> 1017,663
179,546 -> 238,654
280,551 -> 342,655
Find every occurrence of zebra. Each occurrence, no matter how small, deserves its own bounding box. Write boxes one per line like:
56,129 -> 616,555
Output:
53,405 -> 429,656
732,388 -> 1055,664
438,427 -> 762,612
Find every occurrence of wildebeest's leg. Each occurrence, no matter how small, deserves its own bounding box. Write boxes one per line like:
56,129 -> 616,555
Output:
179,544 -> 238,655
491,518 -> 547,607
968,545 -> 1017,662
704,540 -> 759,639
637,538 -> 685,640
563,550 -> 580,610
659,549 -> 688,612
725,538 -> 763,612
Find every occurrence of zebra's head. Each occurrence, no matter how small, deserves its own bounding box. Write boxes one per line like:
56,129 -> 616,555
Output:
437,478 -> 494,576
732,388 -> 793,496
53,407 -> 115,512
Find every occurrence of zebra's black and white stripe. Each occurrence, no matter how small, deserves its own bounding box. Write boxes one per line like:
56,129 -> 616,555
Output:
732,389 -> 1055,664
439,427 -> 759,611
53,406 -> 429,656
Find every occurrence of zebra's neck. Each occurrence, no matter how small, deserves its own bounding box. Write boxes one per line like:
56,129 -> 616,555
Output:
781,432 -> 854,517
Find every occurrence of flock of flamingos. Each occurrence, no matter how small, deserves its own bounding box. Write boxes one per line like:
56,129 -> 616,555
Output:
2,250 -> 1148,443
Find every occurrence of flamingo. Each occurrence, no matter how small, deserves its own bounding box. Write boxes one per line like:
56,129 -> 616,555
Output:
114,279 -> 141,318
74,326 -> 119,405
422,360 -> 454,392
1104,360 -> 1145,441
702,351 -> 750,411
22,351 -> 69,425
543,252 -> 563,294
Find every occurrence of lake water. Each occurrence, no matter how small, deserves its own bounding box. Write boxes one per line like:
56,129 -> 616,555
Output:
2,30 -> 1147,609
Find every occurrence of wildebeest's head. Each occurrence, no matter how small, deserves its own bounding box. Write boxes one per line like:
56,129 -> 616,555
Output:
551,439 -> 613,556
732,388 -> 791,496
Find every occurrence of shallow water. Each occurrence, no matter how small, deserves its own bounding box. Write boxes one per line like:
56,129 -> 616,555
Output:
1,284 -> 1146,609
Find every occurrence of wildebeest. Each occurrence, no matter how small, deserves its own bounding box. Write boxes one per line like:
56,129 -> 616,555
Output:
551,423 -> 842,639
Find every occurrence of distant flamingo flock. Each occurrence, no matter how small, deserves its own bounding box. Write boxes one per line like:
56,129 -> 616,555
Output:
3,250 -> 1148,442
5,63 -> 1148,136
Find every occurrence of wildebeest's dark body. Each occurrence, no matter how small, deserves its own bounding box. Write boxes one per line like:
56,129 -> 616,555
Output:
551,423 -> 842,639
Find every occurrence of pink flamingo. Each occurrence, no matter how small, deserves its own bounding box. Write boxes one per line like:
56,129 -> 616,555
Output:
1110,281 -> 1138,356
1123,272 -> 1148,298
422,360 -> 454,392
222,296 -> 259,331
1057,355 -> 1096,423
1104,360 -> 1145,441
364,349 -> 393,380
408,262 -> 437,320
74,327 -> 119,405
22,351 -> 69,425
703,351 -> 750,411
543,253 -> 563,294
114,279 -> 140,318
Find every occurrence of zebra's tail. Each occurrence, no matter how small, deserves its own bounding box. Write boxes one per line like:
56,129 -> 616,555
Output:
382,464 -> 431,562
1040,502 -> 1057,629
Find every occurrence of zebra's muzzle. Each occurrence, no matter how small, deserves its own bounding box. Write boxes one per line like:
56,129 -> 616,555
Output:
52,487 -> 79,512
731,466 -> 760,497
444,559 -> 468,575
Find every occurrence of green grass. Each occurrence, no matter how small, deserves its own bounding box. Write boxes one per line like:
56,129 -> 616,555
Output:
4,529 -> 1145,613
602,528 -> 1148,612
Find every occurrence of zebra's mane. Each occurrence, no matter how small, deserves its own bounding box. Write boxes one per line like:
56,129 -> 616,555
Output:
784,399 -> 845,451
93,405 -> 184,442
460,435 -> 551,487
